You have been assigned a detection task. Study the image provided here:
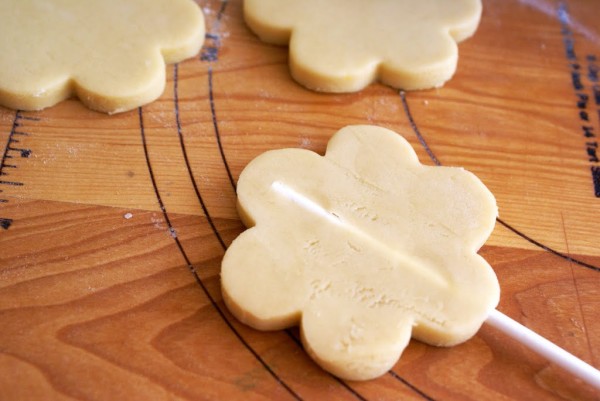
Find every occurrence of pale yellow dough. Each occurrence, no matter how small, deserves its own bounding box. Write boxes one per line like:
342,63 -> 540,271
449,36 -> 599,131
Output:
244,0 -> 482,92
0,0 -> 205,113
221,125 -> 500,380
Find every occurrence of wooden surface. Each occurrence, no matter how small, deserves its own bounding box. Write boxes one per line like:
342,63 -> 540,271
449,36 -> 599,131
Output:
1,0 -> 599,400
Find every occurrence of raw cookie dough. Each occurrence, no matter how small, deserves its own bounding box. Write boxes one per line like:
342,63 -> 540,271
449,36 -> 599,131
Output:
0,0 -> 205,114
221,125 -> 500,380
244,0 -> 482,92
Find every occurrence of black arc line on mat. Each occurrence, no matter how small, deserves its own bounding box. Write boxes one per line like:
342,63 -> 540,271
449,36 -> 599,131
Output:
173,64 -> 226,250
138,107 -> 303,401
282,329 -> 371,401
199,0 -> 237,191
399,90 -> 600,273
208,67 -> 237,190
388,370 -> 436,401
174,73 -> 370,401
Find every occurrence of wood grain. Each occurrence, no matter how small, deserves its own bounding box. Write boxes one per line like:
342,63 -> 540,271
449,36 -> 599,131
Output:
1,0 -> 599,400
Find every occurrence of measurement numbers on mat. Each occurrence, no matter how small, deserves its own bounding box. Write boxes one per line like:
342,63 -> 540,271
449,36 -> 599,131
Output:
0,111 -> 35,230
558,3 -> 600,197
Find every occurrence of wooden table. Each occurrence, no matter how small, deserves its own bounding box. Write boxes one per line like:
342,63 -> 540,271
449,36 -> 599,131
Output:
1,0 -> 599,399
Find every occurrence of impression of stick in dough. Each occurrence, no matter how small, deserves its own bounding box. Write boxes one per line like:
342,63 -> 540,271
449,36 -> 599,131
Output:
244,0 -> 482,92
0,0 -> 205,114
221,125 -> 500,380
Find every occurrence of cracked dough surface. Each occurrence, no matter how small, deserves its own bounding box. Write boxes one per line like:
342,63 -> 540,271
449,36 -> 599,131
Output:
244,0 -> 482,92
0,0 -> 204,113
221,125 -> 500,380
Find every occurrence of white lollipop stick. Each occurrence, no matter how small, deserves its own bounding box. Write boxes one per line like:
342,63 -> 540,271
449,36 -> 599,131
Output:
486,309 -> 600,390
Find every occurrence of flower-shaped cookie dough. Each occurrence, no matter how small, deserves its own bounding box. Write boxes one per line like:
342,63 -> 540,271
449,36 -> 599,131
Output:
222,125 -> 500,380
244,0 -> 482,92
0,0 -> 204,113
